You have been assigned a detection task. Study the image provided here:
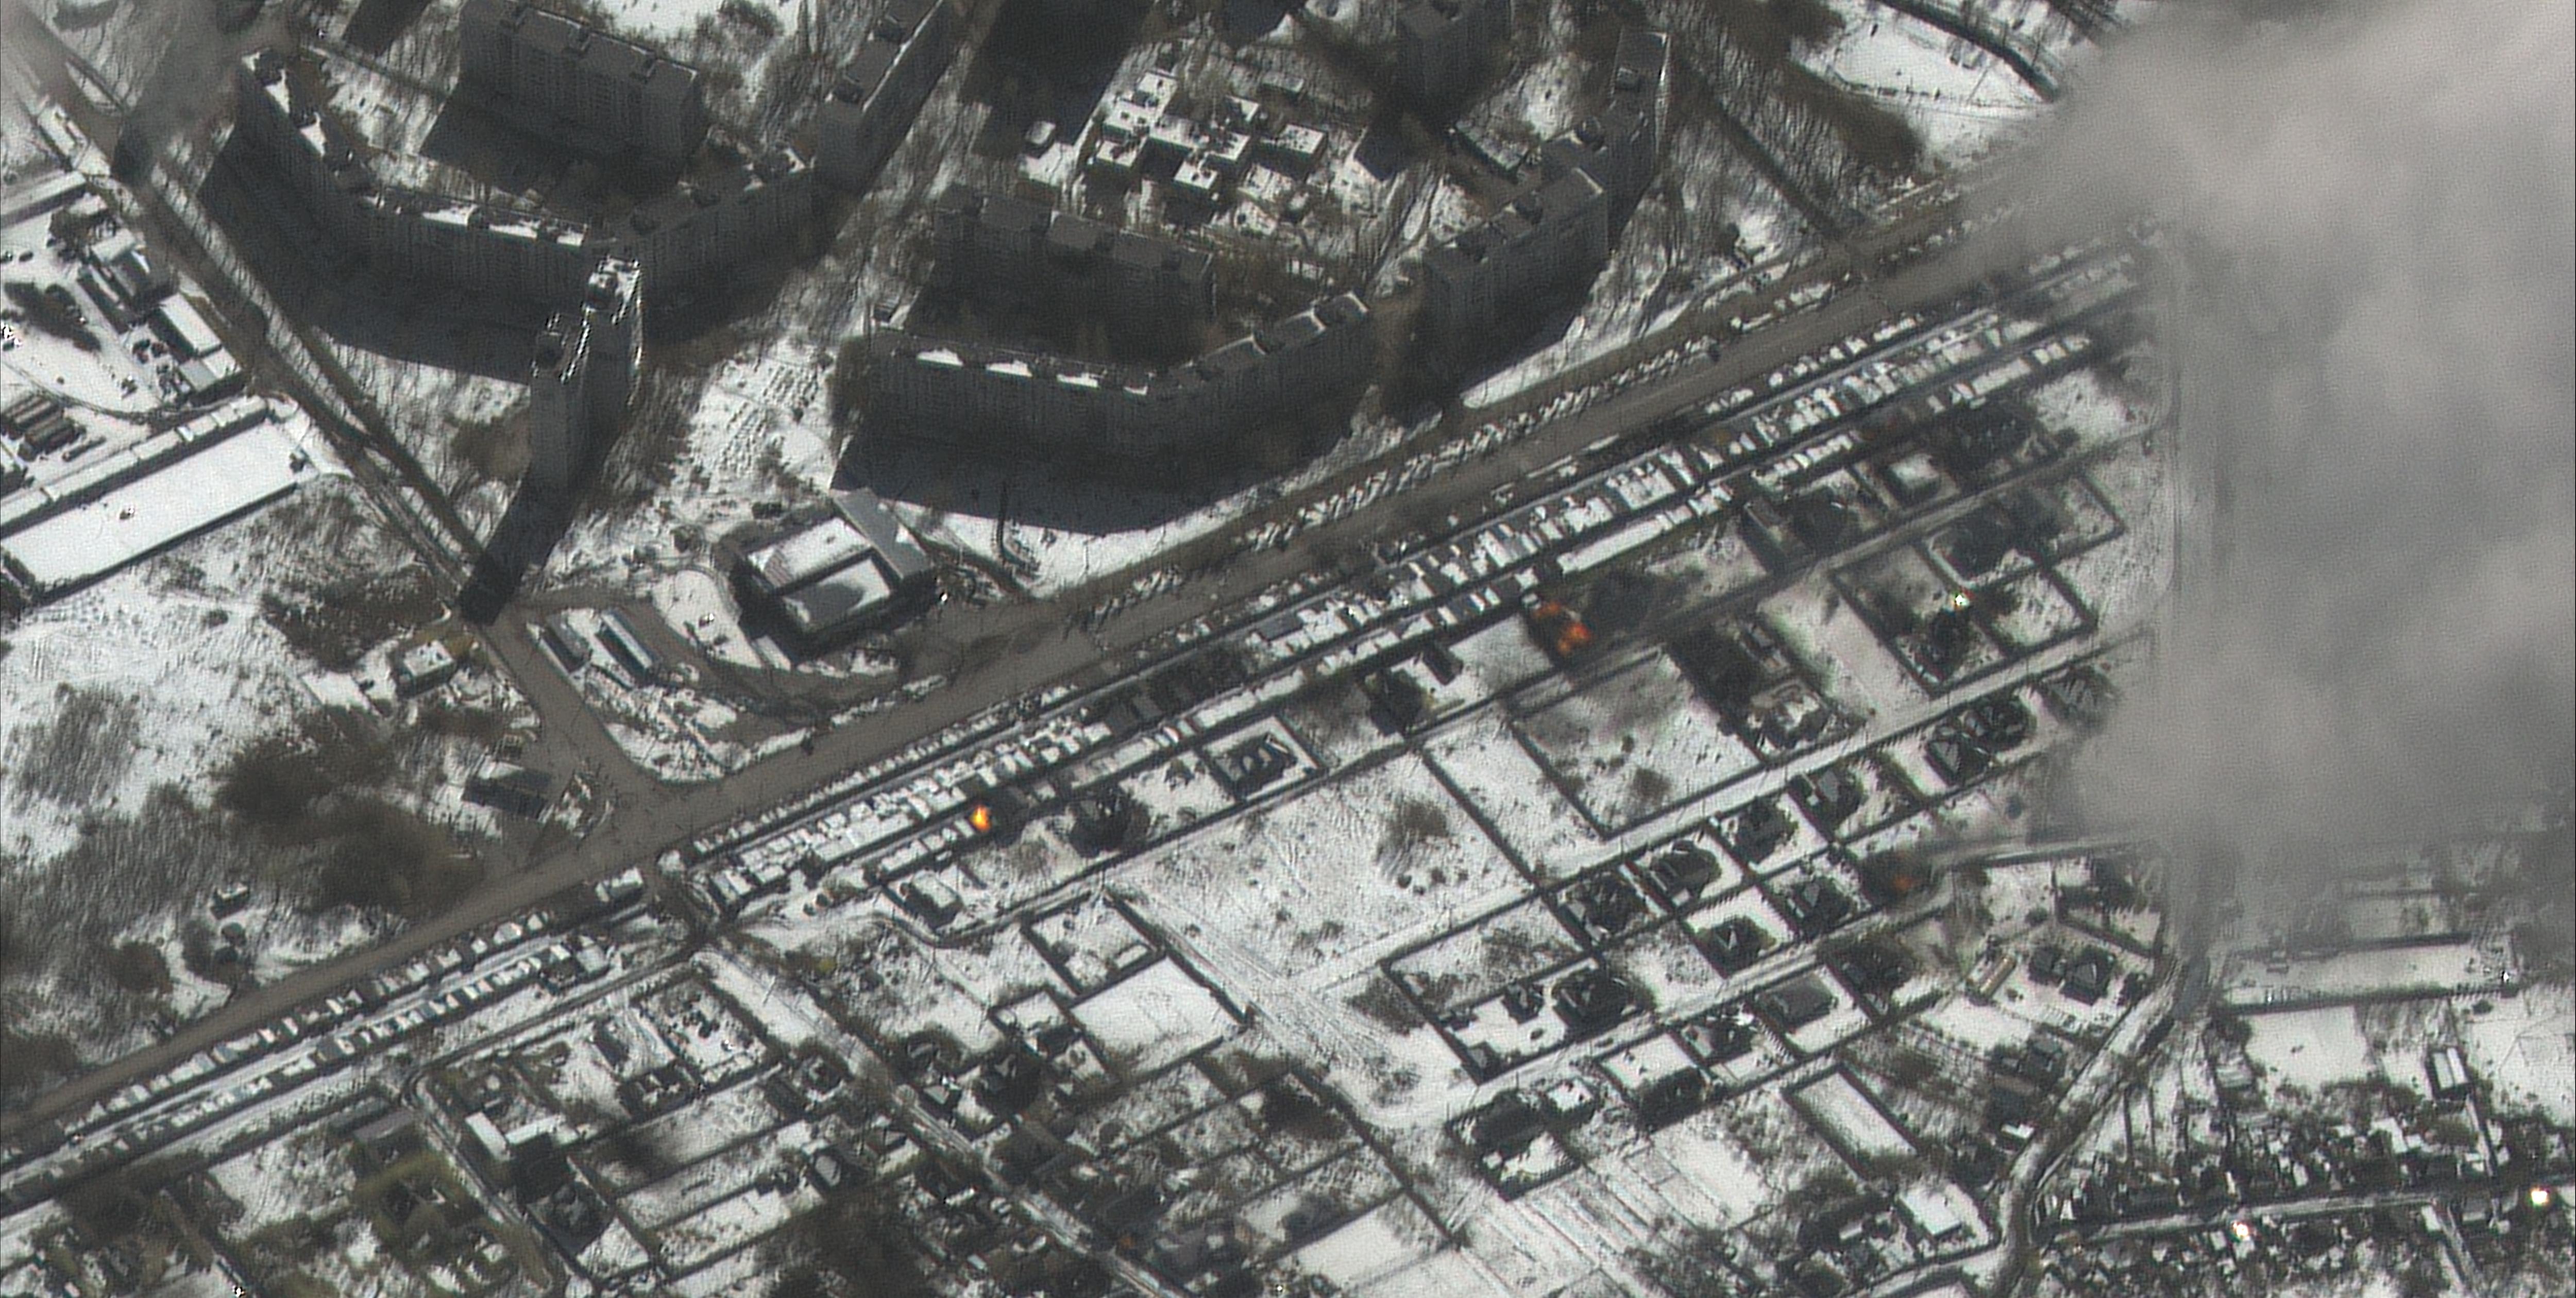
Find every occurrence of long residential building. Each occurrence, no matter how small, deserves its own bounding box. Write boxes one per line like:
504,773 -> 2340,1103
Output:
815,0 -> 958,192
457,0 -> 709,168
234,52 -> 816,311
930,187 -> 1213,333
608,149 -> 816,297
1535,26 -> 1669,211
867,292 -> 1373,467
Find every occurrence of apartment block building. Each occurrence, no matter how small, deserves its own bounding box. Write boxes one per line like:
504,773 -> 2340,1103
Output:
457,0 -> 709,168
929,187 -> 1213,334
867,291 -> 1371,468
1395,0 -> 1513,112
815,0 -> 958,192
1535,27 -> 1669,212
1418,168 -> 1611,360
230,53 -> 381,252
609,149 -> 816,297
527,258 -> 643,493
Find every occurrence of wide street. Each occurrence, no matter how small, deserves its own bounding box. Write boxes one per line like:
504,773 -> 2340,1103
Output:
0,25 -> 2024,1138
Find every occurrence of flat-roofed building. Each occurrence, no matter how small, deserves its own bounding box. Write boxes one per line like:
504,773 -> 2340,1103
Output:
229,52 -> 382,251
1535,27 -> 1667,211
457,0 -> 709,167
815,0 -> 958,192
367,188 -> 602,306
736,488 -> 936,646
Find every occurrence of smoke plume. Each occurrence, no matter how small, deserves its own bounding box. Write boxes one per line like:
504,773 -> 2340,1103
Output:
2006,1 -> 2574,888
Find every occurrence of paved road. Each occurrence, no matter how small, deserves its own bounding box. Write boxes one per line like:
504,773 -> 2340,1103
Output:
0,215 -> 2023,1140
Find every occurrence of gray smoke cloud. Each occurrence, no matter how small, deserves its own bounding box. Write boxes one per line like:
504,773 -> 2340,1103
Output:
2003,1 -> 2574,886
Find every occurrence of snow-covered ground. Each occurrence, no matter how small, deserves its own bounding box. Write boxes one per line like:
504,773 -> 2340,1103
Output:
1808,0 -> 2050,168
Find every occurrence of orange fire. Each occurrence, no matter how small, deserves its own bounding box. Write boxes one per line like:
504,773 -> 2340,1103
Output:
968,803 -> 995,834
1527,600 -> 1594,661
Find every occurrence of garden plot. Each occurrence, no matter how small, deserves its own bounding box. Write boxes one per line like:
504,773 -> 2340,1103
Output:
1790,1069 -> 1920,1174
1419,711 -> 1603,876
1436,957 -> 1634,1081
1638,1111 -> 1778,1228
1067,1061 -> 1233,1158
1596,1032 -> 1706,1115
1790,753 -> 1925,844
1625,828 -> 1748,915
1759,967 -> 1876,1058
1669,1004 -> 1793,1097
2222,939 -> 2510,1012
1023,895 -> 1163,997
1608,921 -> 1737,1008
1230,1148 -> 1403,1259
1442,616 -> 1561,703
1071,958 -> 1243,1078
1511,650 -> 1764,835
1638,522 -> 1773,610
652,1182 -> 806,1274
1122,750 -> 1521,976
1977,567 -> 2094,656
618,1135 -> 787,1234
203,1130 -> 353,1234
585,1082 -> 785,1194
640,977 -> 773,1089
2242,1008 -> 2386,1093
1288,1199 -> 1477,1295
2461,983 -> 2575,1124
1830,546 -> 2014,693
1806,0 -> 2049,166
1386,894 -> 1586,1018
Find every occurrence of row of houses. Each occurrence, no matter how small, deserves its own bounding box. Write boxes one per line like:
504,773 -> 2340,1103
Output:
1417,26 -> 1668,365
865,292 -> 1374,467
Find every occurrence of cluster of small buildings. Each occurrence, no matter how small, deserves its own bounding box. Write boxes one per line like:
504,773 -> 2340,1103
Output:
865,289 -> 1371,469
1417,27 -> 1667,366
1083,69 -> 1330,209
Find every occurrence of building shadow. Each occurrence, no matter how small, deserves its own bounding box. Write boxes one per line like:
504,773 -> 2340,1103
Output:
1219,0 -> 1301,42
197,134 -> 553,380
838,419 -> 1334,538
456,486 -> 577,624
416,92 -> 590,205
340,0 -> 436,54
958,0 -> 1151,158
